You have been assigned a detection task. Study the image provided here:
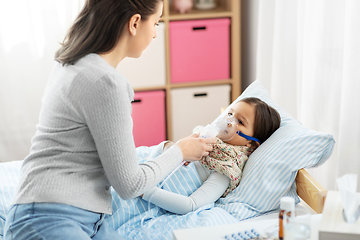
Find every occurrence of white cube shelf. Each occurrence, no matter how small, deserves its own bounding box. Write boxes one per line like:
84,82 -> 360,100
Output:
171,84 -> 231,142
116,22 -> 166,88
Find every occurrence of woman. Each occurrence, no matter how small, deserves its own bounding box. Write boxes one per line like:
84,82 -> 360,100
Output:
4,0 -> 214,239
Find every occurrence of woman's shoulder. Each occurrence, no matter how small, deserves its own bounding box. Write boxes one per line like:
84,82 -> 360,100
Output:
75,54 -> 133,94
51,54 -> 134,103
76,54 -> 127,84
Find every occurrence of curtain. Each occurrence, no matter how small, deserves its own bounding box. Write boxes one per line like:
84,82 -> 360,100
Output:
256,0 -> 360,191
0,0 -> 84,161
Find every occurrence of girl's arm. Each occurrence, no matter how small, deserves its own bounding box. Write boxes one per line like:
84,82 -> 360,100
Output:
142,171 -> 229,214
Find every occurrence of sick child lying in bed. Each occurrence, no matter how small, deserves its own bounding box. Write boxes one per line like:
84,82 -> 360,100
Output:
141,97 -> 281,214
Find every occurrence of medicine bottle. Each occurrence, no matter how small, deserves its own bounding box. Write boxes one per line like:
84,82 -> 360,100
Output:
279,197 -> 295,240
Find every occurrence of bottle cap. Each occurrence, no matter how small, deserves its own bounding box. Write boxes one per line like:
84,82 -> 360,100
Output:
280,197 -> 295,211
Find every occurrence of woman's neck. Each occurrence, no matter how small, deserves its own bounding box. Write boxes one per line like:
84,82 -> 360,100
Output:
98,37 -> 127,68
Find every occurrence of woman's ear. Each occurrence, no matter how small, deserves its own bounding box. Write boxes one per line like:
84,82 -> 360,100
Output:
128,14 -> 141,36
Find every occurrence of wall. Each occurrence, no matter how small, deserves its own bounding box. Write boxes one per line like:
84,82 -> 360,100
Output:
241,0 -> 258,91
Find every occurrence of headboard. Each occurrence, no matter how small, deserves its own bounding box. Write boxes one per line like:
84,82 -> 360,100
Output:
296,168 -> 327,213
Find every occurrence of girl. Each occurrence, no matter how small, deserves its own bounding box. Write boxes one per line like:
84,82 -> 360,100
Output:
141,97 -> 281,214
4,1 -> 214,239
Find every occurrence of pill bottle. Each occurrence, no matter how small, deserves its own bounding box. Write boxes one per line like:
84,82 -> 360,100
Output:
279,197 -> 295,240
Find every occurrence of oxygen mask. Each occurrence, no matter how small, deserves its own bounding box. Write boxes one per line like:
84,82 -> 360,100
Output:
211,114 -> 238,141
209,112 -> 262,143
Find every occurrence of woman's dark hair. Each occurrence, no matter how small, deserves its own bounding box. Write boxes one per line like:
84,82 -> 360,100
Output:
55,0 -> 162,65
240,97 -> 281,148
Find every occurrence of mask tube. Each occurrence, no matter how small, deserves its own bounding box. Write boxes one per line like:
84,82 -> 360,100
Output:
236,131 -> 262,143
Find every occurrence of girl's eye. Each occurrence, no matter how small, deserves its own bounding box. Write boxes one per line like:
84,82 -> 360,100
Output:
238,120 -> 243,125
155,23 -> 160,26
227,112 -> 233,116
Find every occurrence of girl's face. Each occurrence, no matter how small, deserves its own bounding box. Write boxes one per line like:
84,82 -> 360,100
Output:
222,101 -> 256,146
129,1 -> 163,58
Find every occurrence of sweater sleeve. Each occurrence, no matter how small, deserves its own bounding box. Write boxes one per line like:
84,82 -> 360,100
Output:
142,171 -> 229,214
74,74 -> 184,200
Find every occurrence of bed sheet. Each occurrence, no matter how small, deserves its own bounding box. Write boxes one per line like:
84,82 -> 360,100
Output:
0,160 -> 22,240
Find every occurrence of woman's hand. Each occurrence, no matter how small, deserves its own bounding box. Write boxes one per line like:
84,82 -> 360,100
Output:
164,142 -> 190,166
175,133 -> 215,161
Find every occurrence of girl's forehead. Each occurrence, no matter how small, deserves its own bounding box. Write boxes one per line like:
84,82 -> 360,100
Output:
232,102 -> 256,121
233,101 -> 253,111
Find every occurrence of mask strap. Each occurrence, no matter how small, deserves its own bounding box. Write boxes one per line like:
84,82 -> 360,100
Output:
236,131 -> 262,144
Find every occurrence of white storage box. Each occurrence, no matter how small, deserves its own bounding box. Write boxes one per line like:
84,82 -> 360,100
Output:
116,22 -> 166,88
170,84 -> 231,142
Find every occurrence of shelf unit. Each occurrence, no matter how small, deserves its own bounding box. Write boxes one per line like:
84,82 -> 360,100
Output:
133,0 -> 241,141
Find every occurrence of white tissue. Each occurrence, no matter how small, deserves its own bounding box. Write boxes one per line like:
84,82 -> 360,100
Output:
336,174 -> 360,223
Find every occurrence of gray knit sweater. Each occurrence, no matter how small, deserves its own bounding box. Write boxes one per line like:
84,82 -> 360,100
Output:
13,54 -> 183,214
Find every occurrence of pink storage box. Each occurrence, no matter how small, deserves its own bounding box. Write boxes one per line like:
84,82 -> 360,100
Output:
169,18 -> 230,83
131,91 -> 166,147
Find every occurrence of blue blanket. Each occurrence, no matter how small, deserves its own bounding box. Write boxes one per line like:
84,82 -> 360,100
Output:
106,146 -> 240,239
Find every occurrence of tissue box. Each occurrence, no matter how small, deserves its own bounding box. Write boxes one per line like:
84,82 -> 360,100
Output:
319,191 -> 360,240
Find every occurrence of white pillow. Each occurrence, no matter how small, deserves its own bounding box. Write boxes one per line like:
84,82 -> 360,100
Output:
215,80 -> 335,220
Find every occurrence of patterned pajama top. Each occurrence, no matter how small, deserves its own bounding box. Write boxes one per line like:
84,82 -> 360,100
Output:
200,137 -> 253,197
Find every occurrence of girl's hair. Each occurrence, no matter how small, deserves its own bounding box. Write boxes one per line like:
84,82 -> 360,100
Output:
55,0 -> 162,65
240,97 -> 281,148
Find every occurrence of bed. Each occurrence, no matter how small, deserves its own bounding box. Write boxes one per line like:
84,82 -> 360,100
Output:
0,80 -> 334,239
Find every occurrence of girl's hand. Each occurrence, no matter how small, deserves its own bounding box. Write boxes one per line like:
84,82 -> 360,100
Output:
175,133 -> 215,161
163,141 -> 175,151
